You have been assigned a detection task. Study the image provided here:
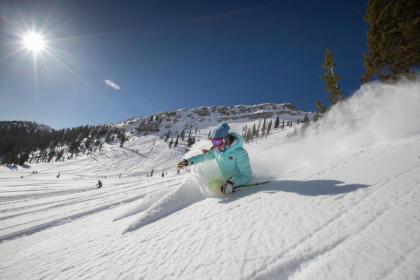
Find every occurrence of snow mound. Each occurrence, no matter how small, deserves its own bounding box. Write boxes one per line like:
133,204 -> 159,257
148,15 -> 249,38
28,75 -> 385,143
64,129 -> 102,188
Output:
253,79 -> 420,177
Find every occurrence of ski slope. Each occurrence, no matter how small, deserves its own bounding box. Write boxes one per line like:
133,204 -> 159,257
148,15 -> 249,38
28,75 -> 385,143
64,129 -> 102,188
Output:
1,80 -> 420,279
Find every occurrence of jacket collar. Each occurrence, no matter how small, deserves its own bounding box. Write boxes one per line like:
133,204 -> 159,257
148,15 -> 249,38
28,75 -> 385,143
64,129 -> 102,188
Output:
218,132 -> 243,153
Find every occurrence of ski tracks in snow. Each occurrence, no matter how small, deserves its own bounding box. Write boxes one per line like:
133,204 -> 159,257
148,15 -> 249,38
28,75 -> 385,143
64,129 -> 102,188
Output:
0,178 -> 182,242
249,165 -> 420,280
122,176 -> 206,233
113,189 -> 171,221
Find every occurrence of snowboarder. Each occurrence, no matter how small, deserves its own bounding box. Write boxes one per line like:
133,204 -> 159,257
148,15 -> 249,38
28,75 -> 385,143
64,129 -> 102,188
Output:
177,123 -> 252,194
96,180 -> 103,188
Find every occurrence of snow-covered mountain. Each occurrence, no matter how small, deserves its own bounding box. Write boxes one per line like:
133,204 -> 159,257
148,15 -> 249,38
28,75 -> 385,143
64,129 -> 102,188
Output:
0,121 -> 53,133
0,102 -> 310,166
118,102 -> 309,137
1,80 -> 420,280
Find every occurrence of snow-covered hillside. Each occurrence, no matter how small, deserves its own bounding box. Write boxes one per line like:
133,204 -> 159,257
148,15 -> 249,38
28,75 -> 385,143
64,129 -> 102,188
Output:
1,80 -> 420,279
0,121 -> 53,133
119,102 -> 308,138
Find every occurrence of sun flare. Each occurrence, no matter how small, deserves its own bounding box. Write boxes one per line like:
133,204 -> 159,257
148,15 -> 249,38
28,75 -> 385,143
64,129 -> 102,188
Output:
22,31 -> 46,54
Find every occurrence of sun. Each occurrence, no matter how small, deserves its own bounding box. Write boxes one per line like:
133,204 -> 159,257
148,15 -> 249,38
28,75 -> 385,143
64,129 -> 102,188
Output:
22,31 -> 46,54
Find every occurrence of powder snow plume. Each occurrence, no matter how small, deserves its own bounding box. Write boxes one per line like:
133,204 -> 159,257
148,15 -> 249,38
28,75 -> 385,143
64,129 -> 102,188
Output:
251,78 -> 420,178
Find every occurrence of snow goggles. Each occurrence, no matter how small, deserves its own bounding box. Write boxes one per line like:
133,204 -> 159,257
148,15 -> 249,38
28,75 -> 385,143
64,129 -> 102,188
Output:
211,138 -> 225,146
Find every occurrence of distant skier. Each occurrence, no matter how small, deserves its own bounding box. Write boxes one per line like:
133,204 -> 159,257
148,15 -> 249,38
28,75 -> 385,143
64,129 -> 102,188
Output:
96,180 -> 103,189
177,123 -> 252,194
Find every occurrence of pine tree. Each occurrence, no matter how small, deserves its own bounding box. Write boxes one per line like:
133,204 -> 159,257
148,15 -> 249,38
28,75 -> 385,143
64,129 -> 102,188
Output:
266,120 -> 272,137
281,120 -> 285,129
322,48 -> 343,106
313,112 -> 320,122
363,0 -> 420,82
18,151 -> 30,166
252,123 -> 257,138
116,130 -> 128,148
261,118 -> 267,136
274,115 -> 280,128
244,129 -> 249,143
316,100 -> 327,114
47,149 -> 55,162
169,138 -> 173,148
187,136 -> 195,147
174,135 -> 179,147
303,113 -> 310,124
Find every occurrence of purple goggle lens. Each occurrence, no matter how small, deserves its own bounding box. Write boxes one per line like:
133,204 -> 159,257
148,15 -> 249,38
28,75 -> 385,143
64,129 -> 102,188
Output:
211,138 -> 224,146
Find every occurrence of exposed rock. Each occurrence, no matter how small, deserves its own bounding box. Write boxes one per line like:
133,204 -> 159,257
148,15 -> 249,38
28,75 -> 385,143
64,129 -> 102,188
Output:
193,107 -> 211,116
136,121 -> 160,135
248,112 -> 274,119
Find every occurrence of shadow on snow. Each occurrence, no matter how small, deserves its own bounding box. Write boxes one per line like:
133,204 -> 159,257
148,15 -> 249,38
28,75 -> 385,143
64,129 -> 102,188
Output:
220,179 -> 369,203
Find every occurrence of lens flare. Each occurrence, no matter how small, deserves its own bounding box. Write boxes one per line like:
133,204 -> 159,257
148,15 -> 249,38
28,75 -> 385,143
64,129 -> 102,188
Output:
22,31 -> 46,54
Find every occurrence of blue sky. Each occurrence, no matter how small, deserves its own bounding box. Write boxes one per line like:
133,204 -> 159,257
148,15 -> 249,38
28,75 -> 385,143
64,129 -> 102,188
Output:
0,0 -> 368,128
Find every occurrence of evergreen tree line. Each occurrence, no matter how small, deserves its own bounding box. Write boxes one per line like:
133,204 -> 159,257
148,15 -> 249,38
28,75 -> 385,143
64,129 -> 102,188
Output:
0,121 -> 128,166
164,127 -> 197,149
363,0 -> 420,82
317,1 -> 419,115
242,114 -> 311,143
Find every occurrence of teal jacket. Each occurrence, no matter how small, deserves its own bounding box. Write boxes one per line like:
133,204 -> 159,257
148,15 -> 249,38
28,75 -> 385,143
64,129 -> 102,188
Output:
187,133 -> 252,187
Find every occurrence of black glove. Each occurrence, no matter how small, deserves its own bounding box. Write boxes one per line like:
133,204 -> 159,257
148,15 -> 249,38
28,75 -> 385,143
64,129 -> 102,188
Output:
177,159 -> 189,169
221,180 -> 234,194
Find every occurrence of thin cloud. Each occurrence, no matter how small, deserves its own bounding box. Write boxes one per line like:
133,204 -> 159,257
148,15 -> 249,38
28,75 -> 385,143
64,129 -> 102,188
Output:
105,79 -> 121,91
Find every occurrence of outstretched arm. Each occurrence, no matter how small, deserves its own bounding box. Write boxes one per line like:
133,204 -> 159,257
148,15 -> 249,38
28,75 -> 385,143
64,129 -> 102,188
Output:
187,149 -> 216,165
231,149 -> 252,187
